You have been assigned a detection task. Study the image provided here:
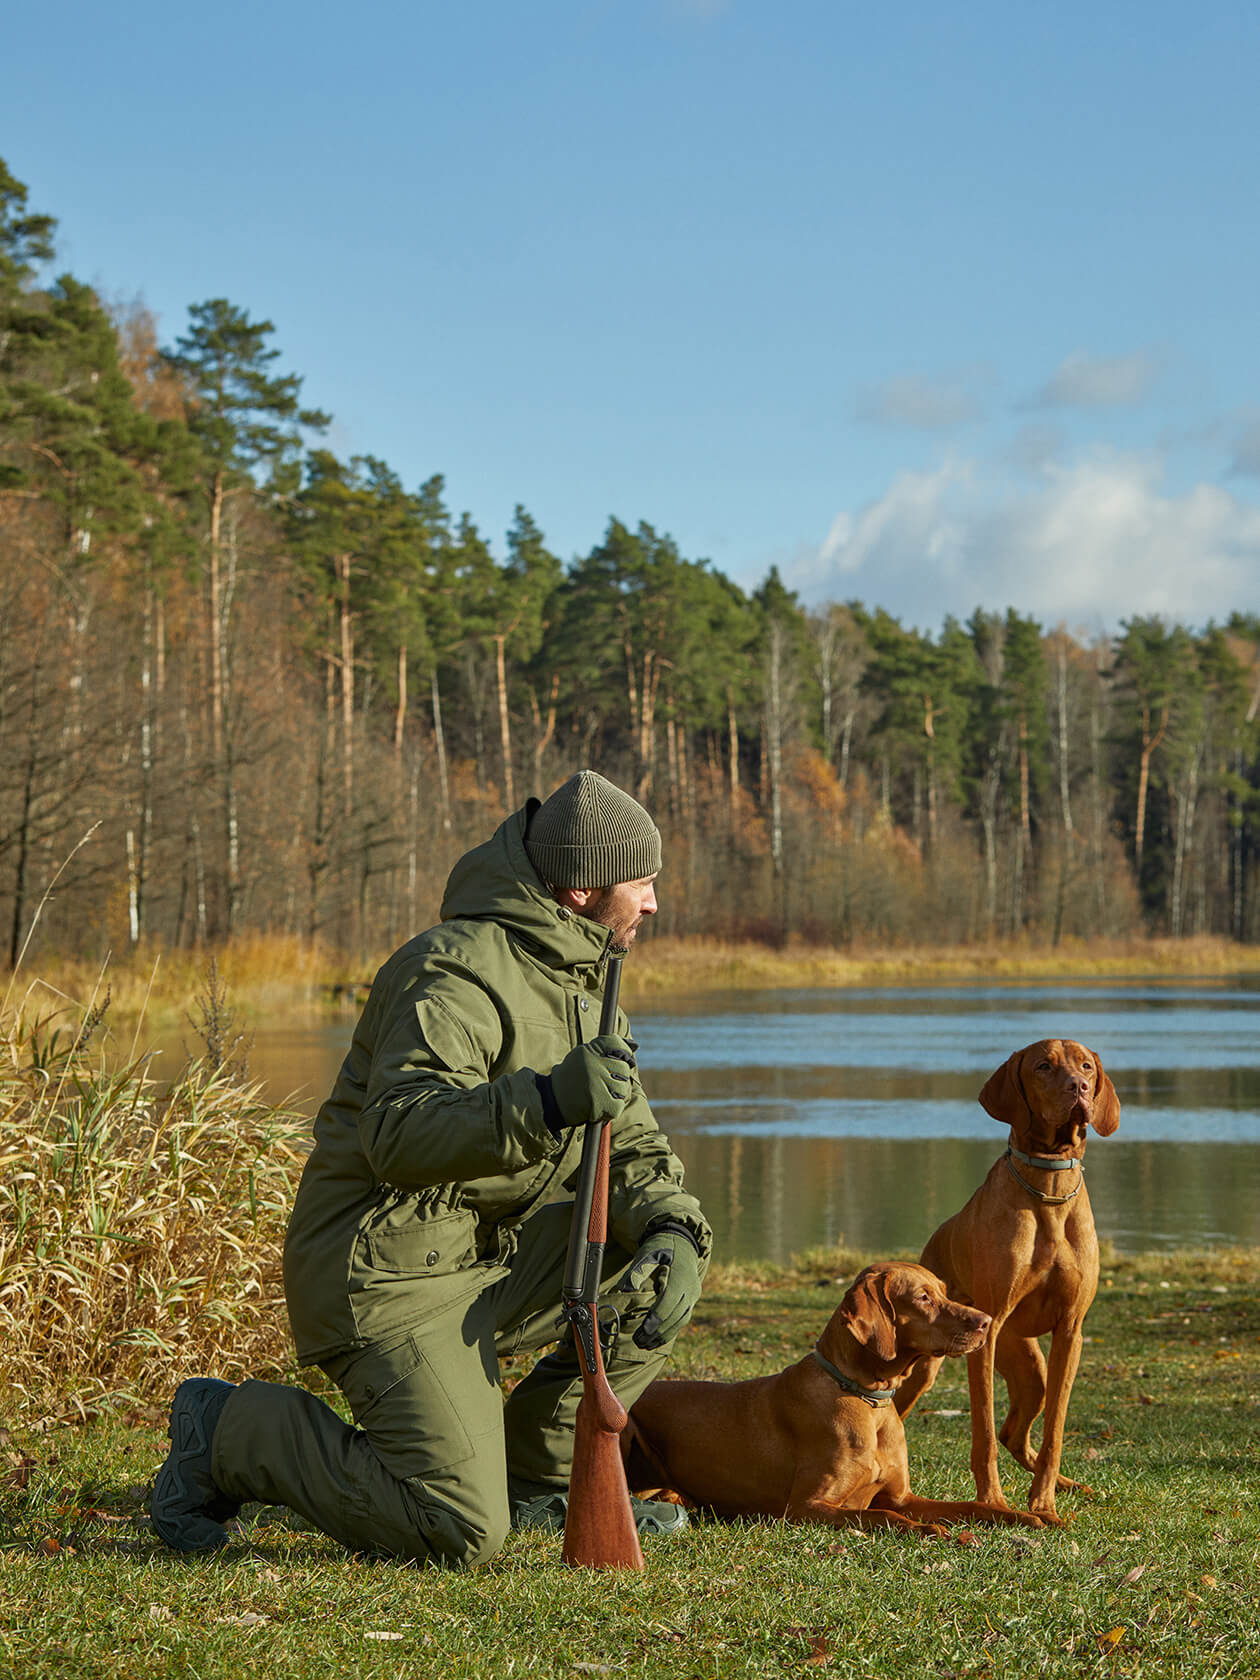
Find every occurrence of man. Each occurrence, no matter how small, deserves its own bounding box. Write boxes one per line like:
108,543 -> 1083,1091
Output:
151,770 -> 710,1567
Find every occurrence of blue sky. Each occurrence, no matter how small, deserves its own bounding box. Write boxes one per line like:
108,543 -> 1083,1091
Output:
6,0 -> 1260,633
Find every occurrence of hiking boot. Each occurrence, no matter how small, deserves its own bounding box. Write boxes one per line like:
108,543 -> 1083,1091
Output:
508,1477 -> 689,1538
150,1378 -> 241,1552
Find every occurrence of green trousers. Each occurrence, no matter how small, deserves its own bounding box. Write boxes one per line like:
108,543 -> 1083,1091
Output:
211,1203 -> 696,1567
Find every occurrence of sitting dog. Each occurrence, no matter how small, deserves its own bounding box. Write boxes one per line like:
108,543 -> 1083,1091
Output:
895,1038 -> 1120,1523
624,1260 -> 1043,1532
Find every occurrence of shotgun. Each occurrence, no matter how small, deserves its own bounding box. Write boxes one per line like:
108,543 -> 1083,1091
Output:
560,952 -> 645,1570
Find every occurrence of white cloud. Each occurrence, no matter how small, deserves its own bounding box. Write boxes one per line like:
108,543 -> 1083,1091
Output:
795,453 -> 1260,630
855,372 -> 985,429
1033,350 -> 1159,410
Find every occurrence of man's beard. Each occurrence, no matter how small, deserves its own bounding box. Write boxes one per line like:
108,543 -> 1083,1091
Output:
584,889 -> 639,953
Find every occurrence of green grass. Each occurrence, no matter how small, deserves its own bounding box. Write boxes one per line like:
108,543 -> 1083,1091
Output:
2,1246 -> 1257,1680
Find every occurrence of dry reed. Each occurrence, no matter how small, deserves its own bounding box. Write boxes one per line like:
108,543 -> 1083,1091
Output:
0,992 -> 308,1420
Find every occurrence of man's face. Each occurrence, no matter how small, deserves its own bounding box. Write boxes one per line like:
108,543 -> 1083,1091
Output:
583,877 -> 658,952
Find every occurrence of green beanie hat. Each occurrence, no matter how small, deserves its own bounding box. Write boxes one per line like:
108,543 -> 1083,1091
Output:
525,770 -> 662,889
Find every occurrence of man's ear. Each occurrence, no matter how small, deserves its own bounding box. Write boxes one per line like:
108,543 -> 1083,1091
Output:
1086,1048 -> 1121,1136
978,1047 -> 1036,1128
842,1267 -> 898,1363
555,886 -> 597,912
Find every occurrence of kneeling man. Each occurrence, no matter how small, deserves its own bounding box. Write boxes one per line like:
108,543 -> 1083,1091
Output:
151,771 -> 710,1566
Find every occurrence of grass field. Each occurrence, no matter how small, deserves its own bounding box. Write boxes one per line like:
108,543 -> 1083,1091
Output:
2,1245 -> 1257,1680
2,963 -> 1257,1676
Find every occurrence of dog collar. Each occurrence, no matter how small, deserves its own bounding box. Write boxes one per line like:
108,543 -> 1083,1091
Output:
812,1348 -> 895,1408
1003,1147 -> 1083,1204
1008,1144 -> 1083,1172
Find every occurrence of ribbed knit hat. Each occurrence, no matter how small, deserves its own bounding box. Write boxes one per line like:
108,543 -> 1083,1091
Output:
524,770 -> 662,889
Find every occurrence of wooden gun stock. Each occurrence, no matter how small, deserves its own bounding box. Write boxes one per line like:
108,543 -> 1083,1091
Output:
560,954 -> 645,1571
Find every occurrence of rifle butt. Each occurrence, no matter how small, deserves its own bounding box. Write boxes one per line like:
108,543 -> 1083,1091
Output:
561,1391 -> 645,1570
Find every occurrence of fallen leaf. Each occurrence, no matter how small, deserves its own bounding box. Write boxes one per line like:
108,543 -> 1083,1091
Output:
148,1605 -> 173,1623
1200,1574 -> 1217,1588
217,1612 -> 269,1628
38,1538 -> 60,1556
365,1631 -> 404,1642
1096,1627 -> 1125,1652
6,1459 -> 35,1490
954,1530 -> 980,1547
1121,1565 -> 1146,1586
806,1633 -> 831,1665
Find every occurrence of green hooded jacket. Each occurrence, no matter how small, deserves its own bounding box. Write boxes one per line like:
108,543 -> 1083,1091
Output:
282,801 -> 711,1365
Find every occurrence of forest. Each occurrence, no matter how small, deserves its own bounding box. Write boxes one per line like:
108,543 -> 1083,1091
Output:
4,155 -> 1260,965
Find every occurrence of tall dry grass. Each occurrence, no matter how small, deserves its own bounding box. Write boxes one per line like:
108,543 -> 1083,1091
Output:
0,983 -> 308,1420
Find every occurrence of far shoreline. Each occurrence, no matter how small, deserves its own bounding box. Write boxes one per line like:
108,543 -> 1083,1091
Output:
10,931 -> 1260,1035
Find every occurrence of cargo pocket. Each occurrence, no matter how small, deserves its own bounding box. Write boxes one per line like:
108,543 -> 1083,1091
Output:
364,1206 -> 478,1277
332,1333 -> 476,1477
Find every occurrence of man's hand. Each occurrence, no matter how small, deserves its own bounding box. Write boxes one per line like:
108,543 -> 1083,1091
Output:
545,1034 -> 637,1128
620,1223 -> 704,1349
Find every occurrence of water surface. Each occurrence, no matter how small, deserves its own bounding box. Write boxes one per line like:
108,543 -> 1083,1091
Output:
174,975 -> 1260,1262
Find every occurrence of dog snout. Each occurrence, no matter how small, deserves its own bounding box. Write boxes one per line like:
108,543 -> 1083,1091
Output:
941,1304 -> 991,1356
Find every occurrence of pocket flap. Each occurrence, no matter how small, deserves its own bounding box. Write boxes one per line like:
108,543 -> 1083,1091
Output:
365,1206 -> 477,1276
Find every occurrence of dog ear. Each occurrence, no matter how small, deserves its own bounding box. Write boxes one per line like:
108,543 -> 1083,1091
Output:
842,1267 -> 898,1364
978,1048 -> 1035,1128
1087,1048 -> 1121,1136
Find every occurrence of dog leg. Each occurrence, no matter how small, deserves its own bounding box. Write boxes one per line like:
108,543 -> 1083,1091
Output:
1027,1321 -> 1088,1520
994,1328 -> 1046,1471
784,1496 -> 933,1534
966,1326 -> 1011,1509
886,1494 -> 1043,1529
995,1330 -> 1093,1499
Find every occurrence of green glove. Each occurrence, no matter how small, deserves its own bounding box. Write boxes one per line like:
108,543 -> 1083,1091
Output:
620,1223 -> 704,1349
546,1033 -> 636,1128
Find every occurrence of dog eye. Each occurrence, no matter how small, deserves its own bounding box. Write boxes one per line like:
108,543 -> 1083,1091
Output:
1036,1060 -> 1051,1070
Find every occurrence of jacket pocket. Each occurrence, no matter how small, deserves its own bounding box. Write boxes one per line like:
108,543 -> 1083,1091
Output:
364,1204 -> 478,1276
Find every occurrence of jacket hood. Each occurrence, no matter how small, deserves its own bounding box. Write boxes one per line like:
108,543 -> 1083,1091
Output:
440,802 -> 613,972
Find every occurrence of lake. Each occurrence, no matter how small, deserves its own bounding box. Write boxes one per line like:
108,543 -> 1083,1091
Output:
178,976 -> 1260,1263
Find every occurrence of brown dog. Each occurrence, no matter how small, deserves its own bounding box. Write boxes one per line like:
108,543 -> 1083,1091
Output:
895,1039 -> 1120,1523
624,1261 -> 1043,1533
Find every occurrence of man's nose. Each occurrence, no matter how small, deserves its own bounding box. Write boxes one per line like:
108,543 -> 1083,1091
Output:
642,884 -> 658,915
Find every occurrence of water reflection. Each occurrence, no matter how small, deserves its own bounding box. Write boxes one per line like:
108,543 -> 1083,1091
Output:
174,977 -> 1260,1261
668,1134 -> 1260,1263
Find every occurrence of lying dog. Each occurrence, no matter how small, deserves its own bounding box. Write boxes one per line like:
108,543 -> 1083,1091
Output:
624,1260 -> 1043,1532
895,1039 -> 1120,1523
